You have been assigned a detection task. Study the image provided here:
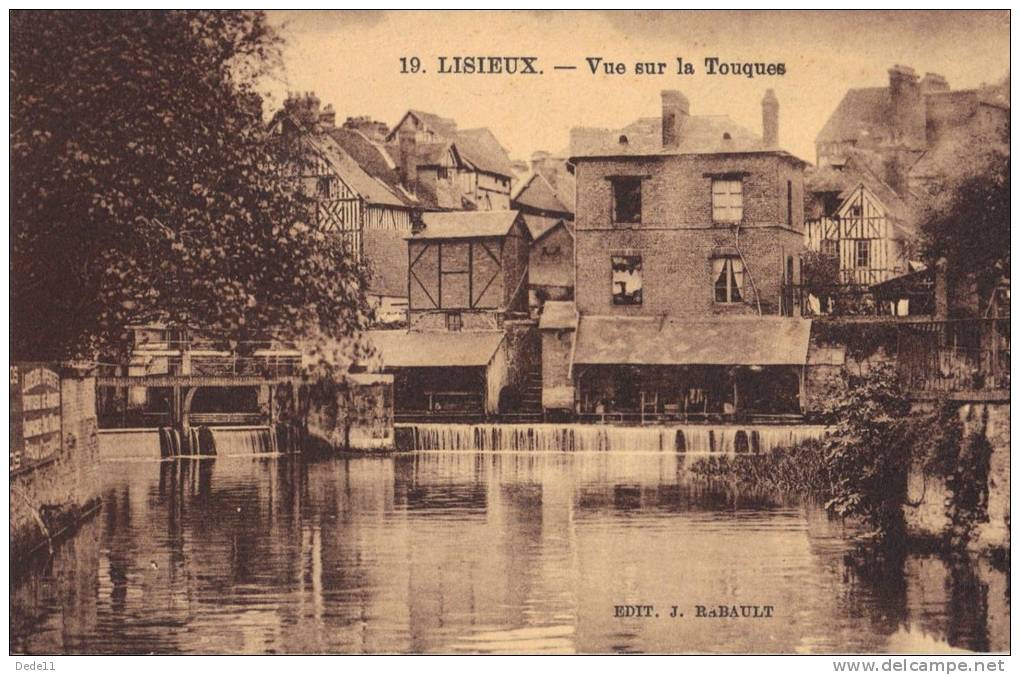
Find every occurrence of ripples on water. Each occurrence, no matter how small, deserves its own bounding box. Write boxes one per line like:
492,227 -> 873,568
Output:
10,451 -> 1010,654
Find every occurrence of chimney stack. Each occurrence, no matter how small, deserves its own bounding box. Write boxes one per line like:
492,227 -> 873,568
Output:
661,90 -> 690,148
888,65 -> 925,146
530,150 -> 550,174
920,72 -> 950,94
319,104 -> 336,129
398,129 -> 418,192
762,89 -> 779,147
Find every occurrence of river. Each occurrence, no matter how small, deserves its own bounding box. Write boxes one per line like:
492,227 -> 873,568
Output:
9,450 -> 1009,654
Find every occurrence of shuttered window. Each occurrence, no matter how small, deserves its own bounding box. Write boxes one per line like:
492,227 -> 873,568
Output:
712,179 -> 743,223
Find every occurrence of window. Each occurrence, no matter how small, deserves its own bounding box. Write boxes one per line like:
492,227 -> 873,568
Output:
821,239 -> 839,259
611,177 -> 642,224
437,166 -> 449,180
712,179 -> 743,223
786,180 -> 793,226
713,257 -> 745,304
611,255 -> 642,305
855,240 -> 871,269
446,312 -> 462,331
316,176 -> 334,198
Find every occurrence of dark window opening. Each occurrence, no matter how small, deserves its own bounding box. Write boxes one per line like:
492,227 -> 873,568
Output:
611,255 -> 642,305
446,312 -> 463,331
611,177 -> 642,224
437,166 -> 449,180
786,180 -> 793,225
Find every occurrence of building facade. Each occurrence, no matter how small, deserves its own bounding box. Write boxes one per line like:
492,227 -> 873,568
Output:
368,210 -> 536,417
543,89 -> 812,419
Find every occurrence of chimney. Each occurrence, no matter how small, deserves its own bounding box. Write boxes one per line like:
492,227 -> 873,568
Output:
762,89 -> 779,147
661,90 -> 689,148
319,104 -> 336,129
530,150 -> 550,174
888,65 -> 925,146
398,129 -> 418,192
920,72 -> 950,94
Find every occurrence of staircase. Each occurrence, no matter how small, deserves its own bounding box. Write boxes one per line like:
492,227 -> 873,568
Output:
516,364 -> 544,418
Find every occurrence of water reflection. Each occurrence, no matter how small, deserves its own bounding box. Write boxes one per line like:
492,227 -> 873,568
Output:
10,451 -> 1010,654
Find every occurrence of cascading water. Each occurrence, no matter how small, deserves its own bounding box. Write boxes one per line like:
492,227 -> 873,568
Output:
207,426 -> 279,456
397,423 -> 827,455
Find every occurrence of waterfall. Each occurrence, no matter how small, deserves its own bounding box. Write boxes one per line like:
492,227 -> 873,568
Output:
397,423 -> 827,455
97,429 -> 162,461
207,426 -> 279,456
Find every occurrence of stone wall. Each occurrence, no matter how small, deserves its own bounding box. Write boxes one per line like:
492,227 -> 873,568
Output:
903,401 -> 1010,552
10,367 -> 102,561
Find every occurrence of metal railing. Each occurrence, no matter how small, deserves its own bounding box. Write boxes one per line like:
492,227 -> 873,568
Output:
897,318 -> 1010,393
787,284 -> 934,317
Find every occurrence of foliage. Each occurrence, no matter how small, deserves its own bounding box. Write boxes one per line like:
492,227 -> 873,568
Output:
11,11 -> 373,366
914,404 -> 991,547
918,125 -> 1009,312
689,439 -> 831,495
819,362 -> 915,536
800,251 -> 841,292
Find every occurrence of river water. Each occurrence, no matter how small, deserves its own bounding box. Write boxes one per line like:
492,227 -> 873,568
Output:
10,451 -> 1010,654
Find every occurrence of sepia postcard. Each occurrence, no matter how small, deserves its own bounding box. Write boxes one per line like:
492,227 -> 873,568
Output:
8,9 -> 1011,661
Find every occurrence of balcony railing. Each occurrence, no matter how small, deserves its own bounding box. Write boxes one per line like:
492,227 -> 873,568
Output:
787,284 -> 934,318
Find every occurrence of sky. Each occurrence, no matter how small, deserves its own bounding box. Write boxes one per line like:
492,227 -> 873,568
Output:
263,10 -> 1010,165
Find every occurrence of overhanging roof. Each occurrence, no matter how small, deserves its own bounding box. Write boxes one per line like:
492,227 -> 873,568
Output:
573,316 -> 812,366
366,330 -> 504,368
412,210 -> 522,240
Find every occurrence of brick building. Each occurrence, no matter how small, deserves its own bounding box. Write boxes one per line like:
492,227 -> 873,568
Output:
542,89 -> 812,419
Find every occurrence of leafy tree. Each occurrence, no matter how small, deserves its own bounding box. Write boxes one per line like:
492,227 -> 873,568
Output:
11,10 -> 372,366
820,363 -> 915,538
918,123 -> 1009,313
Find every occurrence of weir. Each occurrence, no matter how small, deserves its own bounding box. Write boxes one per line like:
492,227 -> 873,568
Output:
396,423 -> 828,454
98,426 -> 280,460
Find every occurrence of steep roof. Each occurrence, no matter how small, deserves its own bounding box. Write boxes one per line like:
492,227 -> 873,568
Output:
413,209 -> 523,240
570,115 -> 806,163
304,133 -> 407,208
454,128 -> 515,178
521,213 -> 567,241
816,88 -> 892,145
327,127 -> 416,206
407,110 -> 458,137
512,172 -> 572,215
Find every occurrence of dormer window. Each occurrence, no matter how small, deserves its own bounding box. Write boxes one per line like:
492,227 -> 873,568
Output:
712,179 -> 743,223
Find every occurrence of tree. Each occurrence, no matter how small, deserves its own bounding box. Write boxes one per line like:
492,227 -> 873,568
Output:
918,122 -> 1009,313
11,11 -> 372,367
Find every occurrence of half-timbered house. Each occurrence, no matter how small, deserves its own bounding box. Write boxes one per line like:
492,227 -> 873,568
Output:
385,110 -> 514,211
367,210 -> 535,417
270,94 -> 419,323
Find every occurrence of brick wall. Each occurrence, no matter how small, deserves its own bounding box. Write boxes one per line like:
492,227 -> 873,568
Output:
11,368 -> 101,561
541,329 -> 575,410
530,226 -> 574,289
363,227 -> 410,298
574,153 -> 805,317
